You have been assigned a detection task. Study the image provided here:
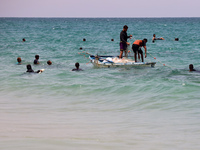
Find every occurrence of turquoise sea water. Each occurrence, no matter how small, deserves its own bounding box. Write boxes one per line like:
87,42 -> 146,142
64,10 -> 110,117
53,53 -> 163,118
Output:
0,18 -> 200,150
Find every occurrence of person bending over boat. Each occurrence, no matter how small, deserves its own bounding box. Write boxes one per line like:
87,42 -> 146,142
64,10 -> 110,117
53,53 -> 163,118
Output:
26,64 -> 44,73
119,25 -> 132,58
132,39 -> 147,62
72,62 -> 83,71
152,34 -> 164,43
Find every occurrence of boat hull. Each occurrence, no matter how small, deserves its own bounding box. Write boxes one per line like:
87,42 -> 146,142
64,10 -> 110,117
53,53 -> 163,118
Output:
89,55 -> 156,68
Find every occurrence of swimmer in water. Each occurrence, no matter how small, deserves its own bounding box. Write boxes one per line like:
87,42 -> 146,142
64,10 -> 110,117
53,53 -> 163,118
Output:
26,64 -> 34,73
152,34 -> 165,43
22,38 -> 26,42
189,64 -> 196,72
72,62 -> 83,71
175,38 -> 179,41
26,64 -> 44,73
34,55 -> 39,64
17,57 -> 22,65
47,60 -> 52,65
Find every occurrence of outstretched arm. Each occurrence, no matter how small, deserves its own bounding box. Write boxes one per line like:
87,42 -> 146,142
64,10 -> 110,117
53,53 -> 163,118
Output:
144,46 -> 147,58
126,35 -> 132,45
128,35 -> 133,39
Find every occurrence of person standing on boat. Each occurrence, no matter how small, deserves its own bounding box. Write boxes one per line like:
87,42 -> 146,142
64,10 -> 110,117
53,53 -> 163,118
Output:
119,25 -> 132,58
132,38 -> 148,62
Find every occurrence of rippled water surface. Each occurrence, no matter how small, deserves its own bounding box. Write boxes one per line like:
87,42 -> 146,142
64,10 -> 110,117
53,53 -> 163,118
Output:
0,18 -> 200,150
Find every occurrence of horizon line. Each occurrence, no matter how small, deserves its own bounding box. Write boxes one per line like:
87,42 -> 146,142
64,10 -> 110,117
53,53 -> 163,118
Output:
0,16 -> 200,19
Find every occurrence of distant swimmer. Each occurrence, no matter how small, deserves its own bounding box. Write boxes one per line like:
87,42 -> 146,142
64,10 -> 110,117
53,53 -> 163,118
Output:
152,34 -> 164,43
22,38 -> 26,42
47,60 -> 52,65
175,38 -> 179,41
132,39 -> 148,62
17,57 -> 22,65
72,62 -> 83,71
189,64 -> 196,72
34,55 -> 40,64
26,64 -> 44,73
26,64 -> 35,73
119,25 -> 132,58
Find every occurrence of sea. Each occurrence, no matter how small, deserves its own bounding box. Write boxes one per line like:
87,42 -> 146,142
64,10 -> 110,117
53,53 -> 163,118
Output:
0,18 -> 200,150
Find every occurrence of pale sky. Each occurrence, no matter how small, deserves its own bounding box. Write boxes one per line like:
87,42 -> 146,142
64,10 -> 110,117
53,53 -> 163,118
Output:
0,0 -> 199,18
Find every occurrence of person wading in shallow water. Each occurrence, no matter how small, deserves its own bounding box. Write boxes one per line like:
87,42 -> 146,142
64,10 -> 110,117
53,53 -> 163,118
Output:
26,64 -> 44,73
119,25 -> 132,58
17,57 -> 22,65
152,34 -> 164,43
189,64 -> 196,72
72,62 -> 83,71
34,55 -> 40,64
47,60 -> 52,65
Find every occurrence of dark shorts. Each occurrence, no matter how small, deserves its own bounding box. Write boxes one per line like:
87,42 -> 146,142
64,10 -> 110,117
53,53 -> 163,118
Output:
120,42 -> 127,51
132,44 -> 143,54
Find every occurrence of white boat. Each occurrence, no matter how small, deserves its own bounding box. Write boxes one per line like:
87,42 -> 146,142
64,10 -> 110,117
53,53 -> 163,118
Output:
89,55 -> 156,68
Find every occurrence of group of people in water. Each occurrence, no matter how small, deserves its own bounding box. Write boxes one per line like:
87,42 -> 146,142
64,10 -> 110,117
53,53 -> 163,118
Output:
17,51 -> 83,73
119,25 -> 165,62
18,29 -> 197,73
17,55 -> 52,65
119,25 -> 197,72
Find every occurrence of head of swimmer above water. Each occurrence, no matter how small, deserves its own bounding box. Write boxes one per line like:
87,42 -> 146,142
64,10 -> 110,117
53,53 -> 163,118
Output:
75,62 -> 80,69
27,64 -> 32,70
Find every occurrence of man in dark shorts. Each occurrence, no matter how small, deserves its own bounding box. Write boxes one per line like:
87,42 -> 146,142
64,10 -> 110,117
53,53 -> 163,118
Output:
132,38 -> 147,62
119,25 -> 132,58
